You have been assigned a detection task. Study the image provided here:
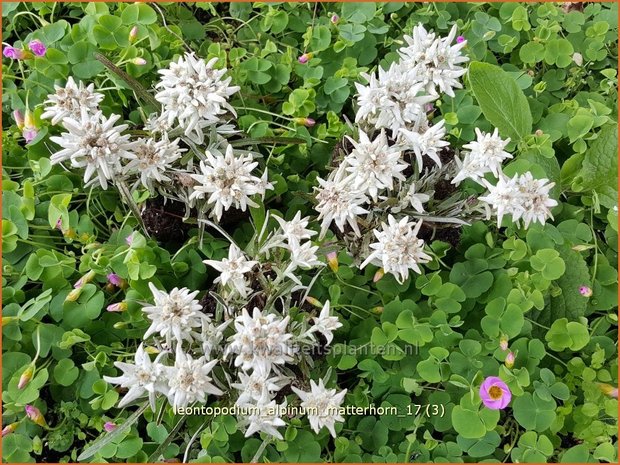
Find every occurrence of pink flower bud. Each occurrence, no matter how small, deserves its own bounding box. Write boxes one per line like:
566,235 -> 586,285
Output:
298,53 -> 312,64
107,302 -> 127,312
74,270 -> 96,289
107,273 -> 123,287
126,233 -> 134,246
18,363 -> 35,389
505,351 -> 515,369
456,36 -> 465,44
103,421 -> 117,432
326,251 -> 339,272
55,217 -> 63,230
28,40 -> 47,57
499,335 -> 509,351
331,14 -> 339,24
13,110 -> 24,129
373,268 -> 385,283
23,128 -> 38,143
305,296 -> 323,308
2,423 -> 18,437
3,46 -> 27,60
25,405 -> 47,427
129,26 -> 139,42
598,383 -> 618,398
579,286 -> 593,297
130,57 -> 147,65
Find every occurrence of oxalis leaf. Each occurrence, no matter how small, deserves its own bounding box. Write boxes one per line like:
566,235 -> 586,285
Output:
77,402 -> 148,461
467,61 -> 532,142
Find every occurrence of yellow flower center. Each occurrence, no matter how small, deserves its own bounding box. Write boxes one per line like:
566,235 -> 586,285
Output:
488,385 -> 503,400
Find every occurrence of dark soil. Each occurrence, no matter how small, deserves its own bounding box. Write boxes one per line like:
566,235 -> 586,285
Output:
141,197 -> 191,243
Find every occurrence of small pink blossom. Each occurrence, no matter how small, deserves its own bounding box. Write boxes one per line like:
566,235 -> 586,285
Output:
107,302 -> 127,312
2,423 -> 18,437
130,57 -> 146,65
479,376 -> 511,410
125,234 -> 134,246
331,14 -> 339,24
107,273 -> 123,286
3,46 -> 26,60
104,421 -> 117,432
25,405 -> 47,427
298,53 -> 312,64
129,26 -> 139,42
23,127 -> 38,143
499,335 -> 508,351
456,36 -> 466,44
579,286 -> 592,297
28,40 -> 47,57
373,268 -> 385,283
505,351 -> 515,369
13,110 -> 24,129
326,251 -> 339,272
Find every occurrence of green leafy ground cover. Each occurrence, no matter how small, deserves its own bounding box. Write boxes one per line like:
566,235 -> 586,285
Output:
2,2 -> 618,463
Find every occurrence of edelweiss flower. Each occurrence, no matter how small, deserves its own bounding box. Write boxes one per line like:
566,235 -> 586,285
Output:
50,109 -> 138,190
282,241 -> 322,285
344,129 -> 407,201
226,307 -> 295,374
199,319 -> 232,358
232,371 -> 287,406
274,211 -> 317,247
123,137 -> 185,190
479,172 -> 557,228
452,128 -> 513,185
402,182 -> 430,213
292,378 -> 347,437
399,24 -> 469,97
315,177 -> 369,239
238,395 -> 287,439
355,63 -> 436,135
41,76 -> 104,125
309,300 -> 342,345
103,344 -> 166,412
399,119 -> 449,168
360,215 -> 432,283
190,145 -> 271,221
142,283 -> 209,346
155,53 -> 240,143
203,244 -> 257,298
164,346 -> 223,409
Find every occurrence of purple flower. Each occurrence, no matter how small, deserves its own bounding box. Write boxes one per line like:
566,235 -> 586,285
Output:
579,285 -> 592,297
331,14 -> 339,24
125,233 -> 134,246
13,110 -> 24,129
23,127 -> 38,143
107,273 -> 123,286
298,53 -> 312,64
107,302 -> 127,312
28,40 -> 46,57
456,36 -> 465,44
3,46 -> 26,60
479,376 -> 511,410
103,421 -> 117,432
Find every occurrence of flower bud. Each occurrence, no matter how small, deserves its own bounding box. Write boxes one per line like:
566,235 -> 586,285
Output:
2,316 -> 17,327
505,351 -> 515,369
130,57 -> 147,65
25,405 -> 47,427
535,129 -> 543,137
107,302 -> 127,312
326,251 -> 339,272
103,421 -> 117,432
13,110 -> 24,130
107,273 -> 123,287
3,46 -> 27,60
126,233 -> 134,246
373,268 -> 385,283
456,36 -> 465,44
18,363 -> 35,389
572,52 -> 583,66
330,14 -> 339,24
499,335 -> 509,351
129,26 -> 139,42
2,423 -> 18,437
305,296 -> 323,308
598,383 -> 618,398
65,288 -> 83,302
298,53 -> 313,64
28,40 -> 47,57
144,346 -> 161,355
23,128 -> 38,144
579,285 -> 593,297
74,270 -> 96,289
113,321 -> 128,330
372,306 -> 384,315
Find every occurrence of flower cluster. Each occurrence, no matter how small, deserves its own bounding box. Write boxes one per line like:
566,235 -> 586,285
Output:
106,211 -> 345,440
43,54 -> 270,225
316,23 -> 558,285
